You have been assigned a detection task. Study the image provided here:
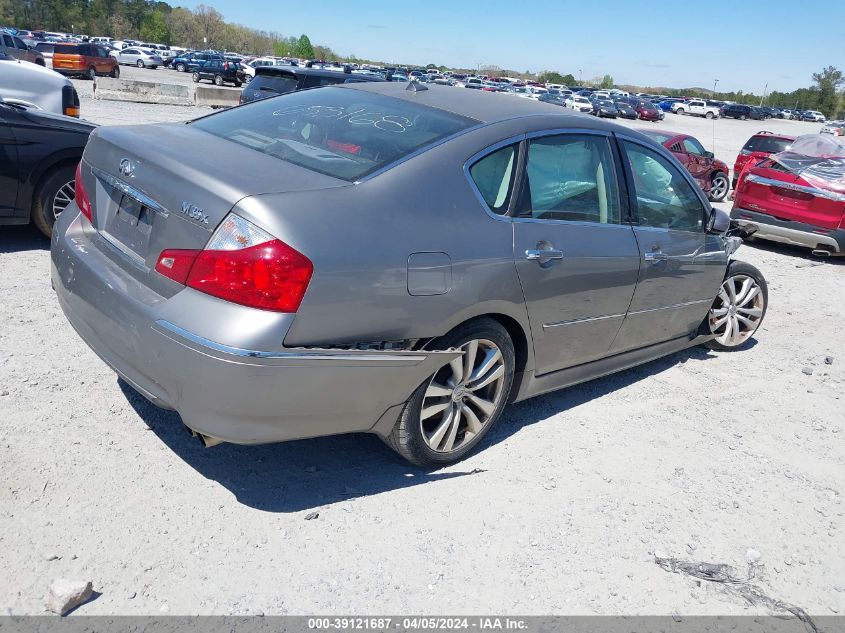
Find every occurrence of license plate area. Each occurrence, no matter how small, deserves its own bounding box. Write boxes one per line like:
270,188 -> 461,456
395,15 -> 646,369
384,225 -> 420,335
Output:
101,192 -> 155,264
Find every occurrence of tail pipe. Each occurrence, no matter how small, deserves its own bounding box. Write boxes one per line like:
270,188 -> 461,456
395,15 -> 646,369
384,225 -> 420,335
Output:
811,249 -> 832,258
185,425 -> 225,448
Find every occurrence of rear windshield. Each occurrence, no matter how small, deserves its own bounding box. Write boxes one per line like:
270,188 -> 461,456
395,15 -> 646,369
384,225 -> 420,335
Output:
192,86 -> 477,181
250,72 -> 300,95
53,44 -> 83,54
744,136 -> 792,154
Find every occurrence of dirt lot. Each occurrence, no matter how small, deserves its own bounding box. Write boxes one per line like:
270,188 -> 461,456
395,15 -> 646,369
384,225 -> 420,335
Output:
1,89 -> 843,617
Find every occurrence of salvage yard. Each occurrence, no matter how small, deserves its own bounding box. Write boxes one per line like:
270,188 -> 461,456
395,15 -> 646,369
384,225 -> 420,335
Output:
1,83 -> 843,617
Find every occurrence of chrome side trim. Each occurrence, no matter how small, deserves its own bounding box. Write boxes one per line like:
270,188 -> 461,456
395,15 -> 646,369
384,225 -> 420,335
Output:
744,174 -> 845,202
153,319 -> 442,362
543,313 -> 625,329
627,299 -> 711,316
92,166 -> 169,217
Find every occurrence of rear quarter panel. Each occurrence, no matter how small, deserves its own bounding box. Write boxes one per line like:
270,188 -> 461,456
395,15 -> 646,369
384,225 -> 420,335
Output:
230,124 -> 532,351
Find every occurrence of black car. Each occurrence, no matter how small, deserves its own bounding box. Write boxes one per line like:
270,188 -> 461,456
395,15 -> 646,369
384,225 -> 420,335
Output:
591,99 -> 618,118
721,104 -> 765,121
0,102 -> 95,237
614,100 -> 637,119
239,66 -> 385,105
192,59 -> 244,87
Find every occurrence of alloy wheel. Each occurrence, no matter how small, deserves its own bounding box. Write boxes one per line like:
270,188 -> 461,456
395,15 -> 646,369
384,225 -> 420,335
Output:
419,338 -> 506,454
708,274 -> 765,347
51,180 -> 76,220
709,174 -> 729,201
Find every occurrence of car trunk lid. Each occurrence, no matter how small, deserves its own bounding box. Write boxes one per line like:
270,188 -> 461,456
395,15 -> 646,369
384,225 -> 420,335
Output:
80,122 -> 348,296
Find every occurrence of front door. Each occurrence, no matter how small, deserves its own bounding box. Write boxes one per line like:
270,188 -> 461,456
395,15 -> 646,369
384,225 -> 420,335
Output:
610,138 -> 727,353
511,132 -> 641,375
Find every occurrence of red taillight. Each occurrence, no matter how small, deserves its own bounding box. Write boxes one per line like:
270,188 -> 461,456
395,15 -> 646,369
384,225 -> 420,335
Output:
223,62 -> 229,70
74,162 -> 94,224
155,249 -> 199,285
155,214 -> 313,313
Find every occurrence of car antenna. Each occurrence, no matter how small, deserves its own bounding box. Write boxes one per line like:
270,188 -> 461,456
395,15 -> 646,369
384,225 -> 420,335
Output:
406,79 -> 427,92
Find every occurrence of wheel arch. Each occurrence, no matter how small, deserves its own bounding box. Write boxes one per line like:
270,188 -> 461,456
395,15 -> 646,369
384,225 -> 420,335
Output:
24,152 -> 84,222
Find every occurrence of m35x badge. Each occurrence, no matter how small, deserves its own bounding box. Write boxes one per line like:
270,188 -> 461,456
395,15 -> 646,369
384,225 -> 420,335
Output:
179,202 -> 210,225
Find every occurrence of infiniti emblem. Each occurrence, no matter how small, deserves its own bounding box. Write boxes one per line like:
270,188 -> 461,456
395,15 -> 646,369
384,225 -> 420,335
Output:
118,158 -> 134,177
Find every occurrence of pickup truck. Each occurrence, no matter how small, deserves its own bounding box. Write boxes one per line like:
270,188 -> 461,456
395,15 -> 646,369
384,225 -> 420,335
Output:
672,99 -> 720,119
0,31 -> 45,66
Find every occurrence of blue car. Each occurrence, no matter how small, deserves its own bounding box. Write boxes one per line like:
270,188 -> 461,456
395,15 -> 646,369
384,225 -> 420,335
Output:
171,51 -> 222,73
657,99 -> 680,112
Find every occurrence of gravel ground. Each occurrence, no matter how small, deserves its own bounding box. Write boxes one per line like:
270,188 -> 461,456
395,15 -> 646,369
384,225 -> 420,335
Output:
0,89 -> 843,617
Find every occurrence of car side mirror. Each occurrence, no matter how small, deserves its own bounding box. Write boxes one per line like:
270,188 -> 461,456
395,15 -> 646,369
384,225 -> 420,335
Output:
707,207 -> 731,234
703,151 -> 714,159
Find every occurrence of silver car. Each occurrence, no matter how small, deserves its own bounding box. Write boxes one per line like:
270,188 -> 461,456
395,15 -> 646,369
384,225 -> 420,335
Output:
51,83 -> 769,467
113,47 -> 163,69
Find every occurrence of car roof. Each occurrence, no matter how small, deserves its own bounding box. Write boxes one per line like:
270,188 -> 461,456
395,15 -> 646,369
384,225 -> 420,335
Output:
338,81 -> 615,124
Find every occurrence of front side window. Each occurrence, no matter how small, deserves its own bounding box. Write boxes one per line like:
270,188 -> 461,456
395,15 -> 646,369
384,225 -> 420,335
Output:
192,86 -> 476,181
514,134 -> 621,224
622,141 -> 706,232
682,137 -> 706,155
468,144 -> 517,215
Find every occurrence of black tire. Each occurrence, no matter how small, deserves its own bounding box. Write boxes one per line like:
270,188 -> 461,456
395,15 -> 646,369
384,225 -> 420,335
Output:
676,108 -> 685,115
110,66 -> 120,78
86,66 -> 96,80
234,81 -> 242,88
705,111 -> 714,119
192,72 -> 200,83
386,318 -> 515,467
707,172 -> 730,202
35,58 -> 45,66
740,114 -> 747,121
176,63 -> 186,72
136,59 -> 144,68
703,260 -> 768,351
214,74 -> 224,86
31,163 -> 77,239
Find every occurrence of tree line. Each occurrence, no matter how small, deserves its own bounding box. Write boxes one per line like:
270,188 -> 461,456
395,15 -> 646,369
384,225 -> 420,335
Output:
2,1 -> 842,116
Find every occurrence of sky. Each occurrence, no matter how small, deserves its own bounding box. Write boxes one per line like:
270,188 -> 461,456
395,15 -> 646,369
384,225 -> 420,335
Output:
176,0 -> 843,94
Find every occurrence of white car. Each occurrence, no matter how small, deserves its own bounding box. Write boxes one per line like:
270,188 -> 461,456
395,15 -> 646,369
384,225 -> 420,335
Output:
820,120 -> 845,135
0,56 -> 79,116
241,57 -> 295,79
804,111 -> 826,122
566,95 -> 593,113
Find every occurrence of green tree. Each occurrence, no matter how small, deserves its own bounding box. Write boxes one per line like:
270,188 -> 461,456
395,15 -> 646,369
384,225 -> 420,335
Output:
812,66 -> 844,117
139,10 -> 171,44
295,33 -> 314,59
599,74 -> 614,89
537,71 -> 575,85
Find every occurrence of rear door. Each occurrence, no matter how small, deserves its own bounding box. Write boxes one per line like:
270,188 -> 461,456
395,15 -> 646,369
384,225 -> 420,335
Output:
681,136 -> 709,188
0,111 -> 19,216
510,131 -> 641,374
610,136 -> 726,353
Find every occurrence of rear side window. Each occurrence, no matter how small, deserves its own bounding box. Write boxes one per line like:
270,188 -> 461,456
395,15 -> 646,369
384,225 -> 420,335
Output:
192,86 -> 477,181
302,75 -> 344,89
54,44 -> 81,54
515,135 -> 621,224
469,144 -> 518,215
743,136 -> 792,154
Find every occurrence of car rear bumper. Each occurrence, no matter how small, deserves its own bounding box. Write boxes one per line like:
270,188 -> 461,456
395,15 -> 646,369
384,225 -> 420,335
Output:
51,207 -> 460,445
731,207 -> 845,254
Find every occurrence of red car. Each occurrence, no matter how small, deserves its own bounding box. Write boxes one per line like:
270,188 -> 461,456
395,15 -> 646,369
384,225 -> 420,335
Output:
642,130 -> 731,201
732,134 -> 845,256
636,101 -> 662,122
733,131 -> 794,189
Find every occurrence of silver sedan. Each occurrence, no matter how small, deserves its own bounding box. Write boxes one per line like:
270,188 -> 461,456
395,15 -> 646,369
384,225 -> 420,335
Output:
51,83 -> 768,467
112,47 -> 163,68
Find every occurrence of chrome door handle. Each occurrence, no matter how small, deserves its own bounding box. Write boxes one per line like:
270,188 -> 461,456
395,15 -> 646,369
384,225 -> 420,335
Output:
644,250 -> 668,261
525,249 -> 564,261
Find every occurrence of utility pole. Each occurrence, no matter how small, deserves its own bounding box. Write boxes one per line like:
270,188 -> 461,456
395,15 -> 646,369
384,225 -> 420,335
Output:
579,68 -> 582,84
759,82 -> 768,107
713,79 -> 719,95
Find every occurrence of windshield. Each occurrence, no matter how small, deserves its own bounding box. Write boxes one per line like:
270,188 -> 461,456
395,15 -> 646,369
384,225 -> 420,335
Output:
192,86 -> 477,181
